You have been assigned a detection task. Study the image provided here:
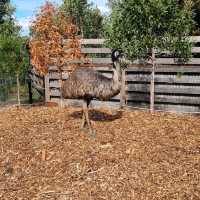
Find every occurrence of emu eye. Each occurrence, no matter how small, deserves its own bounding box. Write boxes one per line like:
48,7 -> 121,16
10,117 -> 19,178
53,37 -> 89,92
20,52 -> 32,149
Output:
114,51 -> 119,57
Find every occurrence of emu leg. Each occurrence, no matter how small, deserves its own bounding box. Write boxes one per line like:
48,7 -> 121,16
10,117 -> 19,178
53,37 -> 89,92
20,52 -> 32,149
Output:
82,99 -> 95,137
81,110 -> 87,129
81,100 -> 87,129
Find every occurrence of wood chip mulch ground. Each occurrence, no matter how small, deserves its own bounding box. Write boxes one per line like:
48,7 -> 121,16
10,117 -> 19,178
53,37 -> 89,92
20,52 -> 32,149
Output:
0,105 -> 200,200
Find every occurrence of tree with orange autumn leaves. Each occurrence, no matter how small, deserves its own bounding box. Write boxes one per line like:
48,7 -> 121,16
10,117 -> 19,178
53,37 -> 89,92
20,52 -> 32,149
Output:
29,1 -> 84,75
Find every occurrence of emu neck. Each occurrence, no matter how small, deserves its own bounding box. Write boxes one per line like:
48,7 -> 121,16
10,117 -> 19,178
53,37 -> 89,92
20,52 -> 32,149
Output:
113,60 -> 122,81
113,68 -> 119,83
112,64 -> 121,91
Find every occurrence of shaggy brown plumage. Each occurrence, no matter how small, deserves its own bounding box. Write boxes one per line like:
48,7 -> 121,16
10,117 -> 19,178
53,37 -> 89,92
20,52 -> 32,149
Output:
62,67 -> 120,101
61,50 -> 122,136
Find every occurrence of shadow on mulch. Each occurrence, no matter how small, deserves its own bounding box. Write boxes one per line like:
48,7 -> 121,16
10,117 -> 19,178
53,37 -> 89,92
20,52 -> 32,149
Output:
70,110 -> 123,122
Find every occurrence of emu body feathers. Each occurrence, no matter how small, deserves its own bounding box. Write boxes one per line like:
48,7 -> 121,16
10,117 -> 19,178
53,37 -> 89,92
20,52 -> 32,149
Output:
62,67 -> 120,101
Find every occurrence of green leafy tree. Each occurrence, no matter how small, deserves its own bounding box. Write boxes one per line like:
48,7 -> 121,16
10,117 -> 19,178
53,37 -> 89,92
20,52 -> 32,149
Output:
0,0 -> 9,23
105,0 -> 193,60
0,0 -> 20,34
105,0 -> 194,112
189,0 -> 200,34
0,0 -> 29,105
61,0 -> 104,38
83,7 -> 104,38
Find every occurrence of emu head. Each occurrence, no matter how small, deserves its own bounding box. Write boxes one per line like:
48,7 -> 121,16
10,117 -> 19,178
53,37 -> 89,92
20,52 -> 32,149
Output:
112,49 -> 130,80
111,49 -> 122,63
111,49 -> 129,69
111,49 -> 125,82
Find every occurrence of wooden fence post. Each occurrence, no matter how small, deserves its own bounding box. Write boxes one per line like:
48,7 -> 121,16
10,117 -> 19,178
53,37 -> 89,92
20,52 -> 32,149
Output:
120,69 -> 126,108
59,69 -> 64,108
16,73 -> 21,106
45,74 -> 50,102
28,79 -> 33,104
150,48 -> 155,113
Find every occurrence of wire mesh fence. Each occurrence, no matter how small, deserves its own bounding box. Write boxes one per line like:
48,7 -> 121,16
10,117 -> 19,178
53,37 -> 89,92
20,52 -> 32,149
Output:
0,75 -> 41,106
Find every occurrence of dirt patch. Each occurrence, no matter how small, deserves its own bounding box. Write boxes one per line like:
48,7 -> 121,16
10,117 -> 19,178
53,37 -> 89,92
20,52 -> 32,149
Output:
0,106 -> 200,199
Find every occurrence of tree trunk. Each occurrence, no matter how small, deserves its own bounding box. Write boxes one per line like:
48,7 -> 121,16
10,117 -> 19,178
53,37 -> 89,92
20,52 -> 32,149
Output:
16,73 -> 21,106
150,48 -> 155,113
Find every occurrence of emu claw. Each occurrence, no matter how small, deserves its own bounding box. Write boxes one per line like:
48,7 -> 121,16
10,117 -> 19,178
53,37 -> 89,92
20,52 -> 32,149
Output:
89,130 -> 96,138
81,127 -> 96,138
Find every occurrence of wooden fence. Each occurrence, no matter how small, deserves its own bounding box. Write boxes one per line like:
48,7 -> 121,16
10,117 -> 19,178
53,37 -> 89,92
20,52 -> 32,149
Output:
30,37 -> 200,113
28,68 -> 45,96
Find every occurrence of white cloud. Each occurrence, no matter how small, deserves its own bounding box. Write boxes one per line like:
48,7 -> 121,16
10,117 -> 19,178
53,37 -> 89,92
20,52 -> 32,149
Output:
17,17 -> 31,35
98,6 -> 110,14
18,17 -> 31,28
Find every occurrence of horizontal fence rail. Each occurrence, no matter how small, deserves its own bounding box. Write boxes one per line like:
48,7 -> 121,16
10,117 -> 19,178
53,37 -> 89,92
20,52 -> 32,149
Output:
28,68 -> 45,96
30,37 -> 200,113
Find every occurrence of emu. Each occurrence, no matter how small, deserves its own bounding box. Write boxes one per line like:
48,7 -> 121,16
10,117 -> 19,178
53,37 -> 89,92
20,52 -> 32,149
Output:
62,50 -> 123,135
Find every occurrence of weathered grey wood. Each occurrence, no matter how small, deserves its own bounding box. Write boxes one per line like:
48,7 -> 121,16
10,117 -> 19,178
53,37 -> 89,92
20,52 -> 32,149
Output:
29,75 -> 44,88
48,65 -> 59,71
126,58 -> 200,65
51,98 -> 121,109
29,69 -> 45,96
155,104 -> 200,113
84,45 -> 200,55
191,47 -> 200,53
90,100 -> 121,109
48,66 -> 113,73
81,48 -> 111,54
68,58 -> 112,64
127,84 -> 200,95
29,72 -> 44,80
49,80 -> 60,88
45,75 -> 50,101
154,58 -> 200,65
50,89 -> 60,97
126,74 -> 200,84
127,65 -> 200,73
49,57 -> 112,65
190,36 -> 200,43
127,102 -> 200,113
81,39 -> 105,45
129,58 -> 200,65
63,38 -> 105,45
36,36 -> 200,113
49,72 -> 69,80
156,47 -> 200,54
120,69 -> 126,108
32,81 -> 45,93
150,49 -> 155,112
127,93 -> 200,104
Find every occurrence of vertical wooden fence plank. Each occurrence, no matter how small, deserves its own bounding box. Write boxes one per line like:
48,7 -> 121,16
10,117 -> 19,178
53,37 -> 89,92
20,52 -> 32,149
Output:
45,75 -> 50,102
150,49 -> 156,113
120,69 -> 126,108
16,74 -> 21,106
28,79 -> 33,104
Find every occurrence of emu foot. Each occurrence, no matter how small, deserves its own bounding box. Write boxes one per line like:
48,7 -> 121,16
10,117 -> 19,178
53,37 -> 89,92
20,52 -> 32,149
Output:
81,126 -> 96,138
89,129 -> 96,138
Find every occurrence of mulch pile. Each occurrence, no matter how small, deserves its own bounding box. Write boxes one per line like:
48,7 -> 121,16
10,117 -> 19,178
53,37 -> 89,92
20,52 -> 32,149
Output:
0,105 -> 199,200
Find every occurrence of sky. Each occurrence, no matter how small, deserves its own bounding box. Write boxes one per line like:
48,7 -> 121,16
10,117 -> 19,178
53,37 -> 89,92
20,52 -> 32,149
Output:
10,0 -> 109,36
